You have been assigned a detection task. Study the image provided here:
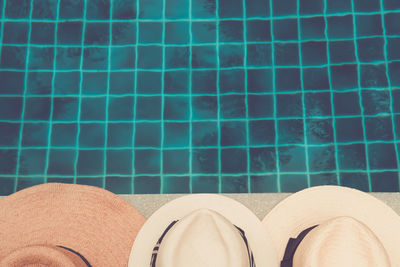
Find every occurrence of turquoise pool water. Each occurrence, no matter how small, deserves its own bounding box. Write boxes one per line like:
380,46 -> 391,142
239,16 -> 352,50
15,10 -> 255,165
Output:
0,0 -> 400,195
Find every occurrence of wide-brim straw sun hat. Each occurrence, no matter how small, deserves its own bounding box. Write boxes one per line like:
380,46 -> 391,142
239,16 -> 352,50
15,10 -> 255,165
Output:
129,194 -> 279,267
129,194 -> 278,267
262,185 -> 400,267
0,183 -> 146,266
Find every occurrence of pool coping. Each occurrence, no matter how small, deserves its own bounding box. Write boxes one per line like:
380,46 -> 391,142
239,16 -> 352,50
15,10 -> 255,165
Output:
1,193 -> 399,219
120,193 -> 400,219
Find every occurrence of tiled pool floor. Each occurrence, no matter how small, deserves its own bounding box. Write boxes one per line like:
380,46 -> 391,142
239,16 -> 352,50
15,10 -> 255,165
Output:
0,0 -> 400,195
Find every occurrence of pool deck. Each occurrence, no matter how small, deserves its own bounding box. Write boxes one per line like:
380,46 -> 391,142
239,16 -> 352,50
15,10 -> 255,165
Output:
120,193 -> 400,219
1,193 -> 399,218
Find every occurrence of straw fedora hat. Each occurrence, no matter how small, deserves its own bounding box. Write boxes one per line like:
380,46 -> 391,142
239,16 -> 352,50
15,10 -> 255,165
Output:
128,194 -> 279,267
262,185 -> 400,267
0,183 -> 146,266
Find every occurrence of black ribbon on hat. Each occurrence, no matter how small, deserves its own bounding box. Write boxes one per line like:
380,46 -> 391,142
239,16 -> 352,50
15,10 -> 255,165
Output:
57,246 -> 92,267
280,225 -> 318,267
150,220 -> 178,266
150,220 -> 256,267
234,225 -> 256,267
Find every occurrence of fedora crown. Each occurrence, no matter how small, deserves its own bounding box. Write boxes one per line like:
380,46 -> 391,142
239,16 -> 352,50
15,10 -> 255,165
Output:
293,216 -> 391,267
156,209 -> 251,267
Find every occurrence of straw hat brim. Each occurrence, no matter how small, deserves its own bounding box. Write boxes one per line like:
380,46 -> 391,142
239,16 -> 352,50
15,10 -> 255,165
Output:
0,183 -> 146,267
262,186 -> 400,266
129,194 -> 279,267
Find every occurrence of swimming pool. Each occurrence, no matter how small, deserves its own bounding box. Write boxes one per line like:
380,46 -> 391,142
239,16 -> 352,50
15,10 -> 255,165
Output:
0,0 -> 399,195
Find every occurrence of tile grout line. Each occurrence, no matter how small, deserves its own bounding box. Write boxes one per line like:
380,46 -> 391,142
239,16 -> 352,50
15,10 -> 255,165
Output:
0,0 -> 7,186
4,33 -> 400,47
43,0 -> 61,183
350,0 -> 372,192
2,88 -> 400,97
216,0 -> 222,193
297,0 -> 311,188
215,0 -> 222,193
160,0 -> 166,193
72,0 -> 88,185
2,8 -> 400,22
242,0 -> 251,193
0,0 -> 6,60
14,0 -> 34,192
323,0 -> 341,185
188,0 -> 193,193
3,34 -> 400,48
269,0 -> 282,192
102,0 -> 114,189
132,0 -> 140,193
3,139 -> 400,150
2,57 -> 400,71
6,138 -> 400,149
379,0 -> 400,190
2,112 -> 400,123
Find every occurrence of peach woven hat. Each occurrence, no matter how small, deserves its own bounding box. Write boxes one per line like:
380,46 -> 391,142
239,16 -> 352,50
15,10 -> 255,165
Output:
262,185 -> 400,267
0,183 -> 146,267
129,194 -> 279,267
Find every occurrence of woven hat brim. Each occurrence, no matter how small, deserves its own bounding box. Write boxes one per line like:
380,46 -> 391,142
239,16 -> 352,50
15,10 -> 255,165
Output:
0,183 -> 146,267
262,185 -> 400,266
128,194 -> 278,267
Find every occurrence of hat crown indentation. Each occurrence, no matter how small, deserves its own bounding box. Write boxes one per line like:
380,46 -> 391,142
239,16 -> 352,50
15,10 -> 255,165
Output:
293,216 -> 391,267
156,209 -> 250,267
